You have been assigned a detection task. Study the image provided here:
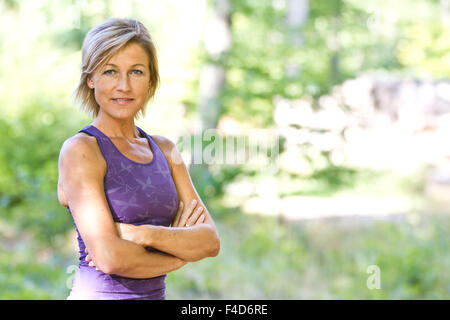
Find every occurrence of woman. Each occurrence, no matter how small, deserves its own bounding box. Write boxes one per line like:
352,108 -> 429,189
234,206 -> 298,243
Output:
57,18 -> 220,300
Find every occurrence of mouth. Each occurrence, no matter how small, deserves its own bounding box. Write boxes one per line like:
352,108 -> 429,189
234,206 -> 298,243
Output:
111,98 -> 134,105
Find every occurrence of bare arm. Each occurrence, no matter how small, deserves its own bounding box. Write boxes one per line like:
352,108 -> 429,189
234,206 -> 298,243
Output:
58,135 -> 188,279
129,224 -> 219,262
118,199 -> 217,262
116,136 -> 220,262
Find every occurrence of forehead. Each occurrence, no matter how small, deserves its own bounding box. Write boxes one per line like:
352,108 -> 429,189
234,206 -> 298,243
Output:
106,42 -> 149,66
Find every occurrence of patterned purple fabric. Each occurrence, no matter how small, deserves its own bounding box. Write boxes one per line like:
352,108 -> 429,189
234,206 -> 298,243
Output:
66,124 -> 179,300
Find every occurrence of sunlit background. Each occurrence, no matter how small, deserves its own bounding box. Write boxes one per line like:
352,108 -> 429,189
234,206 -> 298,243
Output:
0,0 -> 449,299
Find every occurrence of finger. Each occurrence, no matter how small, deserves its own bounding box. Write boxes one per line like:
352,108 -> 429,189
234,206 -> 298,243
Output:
115,222 -> 122,236
186,206 -> 204,227
172,201 -> 183,227
179,199 -> 198,227
195,214 -> 205,225
172,202 -> 182,227
178,199 -> 197,227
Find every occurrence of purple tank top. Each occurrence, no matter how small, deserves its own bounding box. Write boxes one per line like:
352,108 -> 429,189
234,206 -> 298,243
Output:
66,124 -> 179,300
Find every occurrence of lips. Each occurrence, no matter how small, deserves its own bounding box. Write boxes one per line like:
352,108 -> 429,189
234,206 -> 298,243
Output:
112,98 -> 134,105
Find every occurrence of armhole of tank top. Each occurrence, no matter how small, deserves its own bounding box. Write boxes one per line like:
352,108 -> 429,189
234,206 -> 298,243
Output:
79,130 -> 109,177
149,135 -> 174,176
138,127 -> 158,160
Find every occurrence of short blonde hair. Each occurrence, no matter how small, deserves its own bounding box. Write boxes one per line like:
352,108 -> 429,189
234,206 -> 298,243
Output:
73,18 -> 160,120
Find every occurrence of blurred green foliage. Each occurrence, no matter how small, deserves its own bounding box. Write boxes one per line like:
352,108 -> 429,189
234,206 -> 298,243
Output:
168,211 -> 450,299
1,208 -> 448,299
0,99 -> 84,244
0,0 -> 449,299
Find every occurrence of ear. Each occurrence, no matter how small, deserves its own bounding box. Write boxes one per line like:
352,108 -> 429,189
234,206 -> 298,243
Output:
86,77 -> 94,89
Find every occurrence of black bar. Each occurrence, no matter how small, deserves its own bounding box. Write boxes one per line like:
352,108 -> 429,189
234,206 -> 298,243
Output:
0,300 -> 448,318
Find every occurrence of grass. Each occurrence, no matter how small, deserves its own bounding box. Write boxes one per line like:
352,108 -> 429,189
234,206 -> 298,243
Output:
0,166 -> 448,299
0,207 -> 448,299
166,209 -> 449,299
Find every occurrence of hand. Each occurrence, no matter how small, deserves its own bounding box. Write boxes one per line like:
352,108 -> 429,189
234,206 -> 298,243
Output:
115,222 -> 143,246
171,199 -> 205,228
115,222 -> 136,242
85,248 -> 99,270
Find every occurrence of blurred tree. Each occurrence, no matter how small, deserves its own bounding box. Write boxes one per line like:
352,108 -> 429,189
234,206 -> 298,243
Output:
198,0 -> 232,130
1,0 -> 18,10
285,0 -> 309,78
48,0 -> 115,51
0,0 -> 449,300
0,100 -> 85,244
189,0 -> 233,202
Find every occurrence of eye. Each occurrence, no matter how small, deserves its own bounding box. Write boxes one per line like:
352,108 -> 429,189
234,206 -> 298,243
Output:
131,69 -> 143,75
103,69 -> 116,75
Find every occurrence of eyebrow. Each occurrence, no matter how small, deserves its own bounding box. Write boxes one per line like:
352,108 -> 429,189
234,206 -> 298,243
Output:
104,63 -> 146,68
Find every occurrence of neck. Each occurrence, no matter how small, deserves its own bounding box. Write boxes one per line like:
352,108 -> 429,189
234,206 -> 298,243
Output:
92,111 -> 140,140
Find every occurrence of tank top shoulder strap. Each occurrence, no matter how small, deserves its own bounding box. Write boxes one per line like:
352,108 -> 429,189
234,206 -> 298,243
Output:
135,125 -> 166,166
79,124 -> 99,137
78,125 -> 116,161
136,125 -> 156,147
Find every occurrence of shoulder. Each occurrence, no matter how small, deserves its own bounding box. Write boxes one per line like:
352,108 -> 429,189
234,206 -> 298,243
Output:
60,132 -> 100,159
151,134 -> 184,169
151,134 -> 176,153
58,132 -> 106,175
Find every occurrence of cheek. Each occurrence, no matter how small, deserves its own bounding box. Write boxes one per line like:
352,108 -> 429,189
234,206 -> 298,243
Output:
94,82 -> 113,100
135,79 -> 150,91
134,82 -> 150,99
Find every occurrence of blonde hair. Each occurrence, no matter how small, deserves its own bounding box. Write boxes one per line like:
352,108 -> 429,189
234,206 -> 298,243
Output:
73,18 -> 160,120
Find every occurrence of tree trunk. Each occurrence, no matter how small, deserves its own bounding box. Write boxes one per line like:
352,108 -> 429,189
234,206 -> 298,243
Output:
190,0 -> 232,200
285,0 -> 309,78
197,0 -> 231,131
329,0 -> 341,84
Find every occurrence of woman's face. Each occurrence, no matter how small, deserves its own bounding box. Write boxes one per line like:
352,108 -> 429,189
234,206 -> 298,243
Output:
88,42 -> 151,120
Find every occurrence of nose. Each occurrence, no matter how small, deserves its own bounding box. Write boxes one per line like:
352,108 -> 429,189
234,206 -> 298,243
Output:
116,74 -> 131,92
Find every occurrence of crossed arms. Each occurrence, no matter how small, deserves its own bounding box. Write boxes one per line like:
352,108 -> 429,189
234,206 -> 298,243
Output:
58,134 -> 220,279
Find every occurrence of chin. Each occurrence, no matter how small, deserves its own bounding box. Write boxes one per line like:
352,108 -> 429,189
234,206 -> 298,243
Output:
107,109 -> 138,120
